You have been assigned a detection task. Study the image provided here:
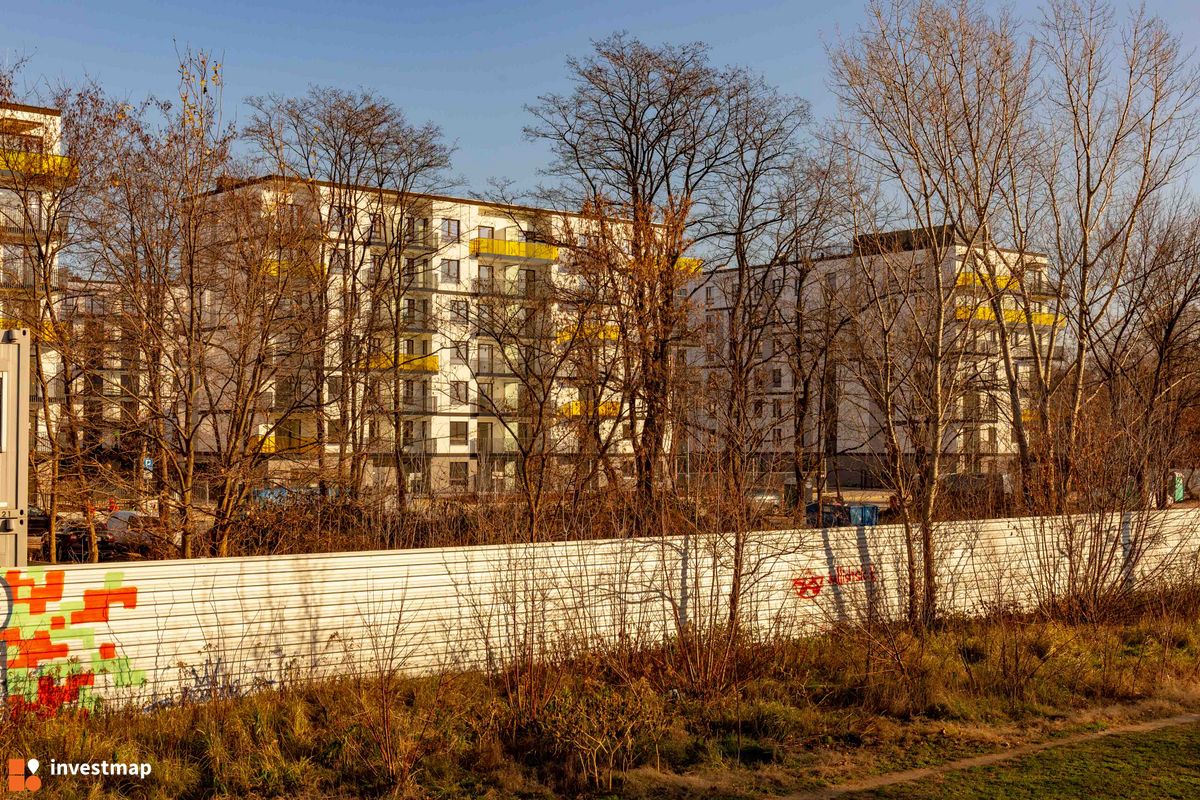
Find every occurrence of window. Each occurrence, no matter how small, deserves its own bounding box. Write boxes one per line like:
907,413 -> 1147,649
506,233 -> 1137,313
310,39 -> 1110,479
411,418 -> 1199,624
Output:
369,212 -> 384,240
771,369 -> 783,388
478,264 -> 493,290
449,461 -> 470,488
326,376 -> 342,400
705,286 -> 715,306
450,381 -> 469,406
478,344 -> 495,373
440,258 -> 460,282
450,421 -> 468,446
450,299 -> 469,323
772,400 -> 782,418
330,249 -> 349,275
450,341 -> 468,366
440,218 -> 460,240
331,205 -> 353,230
478,381 -> 494,405
478,224 -> 494,239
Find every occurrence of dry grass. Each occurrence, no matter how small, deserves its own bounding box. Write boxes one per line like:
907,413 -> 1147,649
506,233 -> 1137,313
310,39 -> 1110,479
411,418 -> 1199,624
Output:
5,588 -> 1200,799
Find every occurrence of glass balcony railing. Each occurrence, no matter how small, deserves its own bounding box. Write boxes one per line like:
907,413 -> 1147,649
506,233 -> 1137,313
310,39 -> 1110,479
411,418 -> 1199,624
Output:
955,306 -> 1065,328
470,237 -> 558,262
0,150 -> 74,180
559,400 -> 621,418
361,353 -> 439,372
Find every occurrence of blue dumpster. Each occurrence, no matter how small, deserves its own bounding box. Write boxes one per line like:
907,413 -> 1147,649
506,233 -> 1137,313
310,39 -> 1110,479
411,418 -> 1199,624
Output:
848,504 -> 879,526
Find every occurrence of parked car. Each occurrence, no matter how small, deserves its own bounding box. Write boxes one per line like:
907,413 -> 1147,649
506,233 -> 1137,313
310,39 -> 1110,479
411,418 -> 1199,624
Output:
746,488 -> 785,515
105,511 -> 179,557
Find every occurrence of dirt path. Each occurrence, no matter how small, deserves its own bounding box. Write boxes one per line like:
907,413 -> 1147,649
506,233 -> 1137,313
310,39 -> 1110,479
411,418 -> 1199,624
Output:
777,712 -> 1200,799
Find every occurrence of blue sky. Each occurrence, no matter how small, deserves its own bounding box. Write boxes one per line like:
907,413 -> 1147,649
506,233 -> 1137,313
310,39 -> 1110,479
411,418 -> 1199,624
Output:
5,0 -> 1200,195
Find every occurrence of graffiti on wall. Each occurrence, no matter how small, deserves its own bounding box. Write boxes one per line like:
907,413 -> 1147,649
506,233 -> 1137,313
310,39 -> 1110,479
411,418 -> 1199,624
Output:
792,565 -> 878,600
1,569 -> 145,716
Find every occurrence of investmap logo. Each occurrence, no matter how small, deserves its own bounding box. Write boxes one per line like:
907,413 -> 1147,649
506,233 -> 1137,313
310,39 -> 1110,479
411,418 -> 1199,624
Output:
6,757 -> 151,792
6,759 -> 40,793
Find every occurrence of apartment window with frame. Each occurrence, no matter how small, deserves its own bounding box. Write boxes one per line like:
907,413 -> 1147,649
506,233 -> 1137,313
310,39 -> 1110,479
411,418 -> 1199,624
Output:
478,381 -> 494,405
478,224 -> 495,240
771,368 -> 783,388
449,461 -> 470,488
440,258 -> 460,283
450,380 -> 469,406
330,249 -> 349,276
450,299 -> 469,324
440,218 -> 460,241
478,344 -> 495,373
332,205 -> 353,231
450,421 -> 469,446
450,341 -> 468,366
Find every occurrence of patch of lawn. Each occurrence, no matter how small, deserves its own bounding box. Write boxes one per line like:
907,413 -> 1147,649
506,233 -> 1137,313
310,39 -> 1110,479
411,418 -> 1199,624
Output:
852,721 -> 1200,799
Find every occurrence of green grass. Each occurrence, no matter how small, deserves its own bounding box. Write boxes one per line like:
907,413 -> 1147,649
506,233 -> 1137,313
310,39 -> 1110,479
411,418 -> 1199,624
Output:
852,722 -> 1200,799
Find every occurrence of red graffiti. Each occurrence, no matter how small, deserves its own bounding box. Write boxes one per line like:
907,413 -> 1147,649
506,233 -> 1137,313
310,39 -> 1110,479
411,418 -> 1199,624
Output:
69,585 -> 137,625
5,570 -> 65,615
792,565 -> 878,600
4,629 -> 69,669
8,672 -> 95,720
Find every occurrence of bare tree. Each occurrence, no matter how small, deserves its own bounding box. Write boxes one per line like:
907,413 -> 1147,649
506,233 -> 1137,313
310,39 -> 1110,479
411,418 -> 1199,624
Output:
526,34 -> 749,528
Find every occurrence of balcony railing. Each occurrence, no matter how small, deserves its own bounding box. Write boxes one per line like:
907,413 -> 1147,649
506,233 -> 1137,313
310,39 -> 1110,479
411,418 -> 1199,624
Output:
559,400 -> 621,418
470,237 -> 558,262
400,311 -> 436,332
362,353 -> 440,372
957,271 -> 1057,299
555,322 -> 620,345
399,394 -> 437,414
0,150 -> 74,180
403,230 -> 441,252
252,433 -> 321,456
263,259 -> 324,280
955,306 -> 1065,328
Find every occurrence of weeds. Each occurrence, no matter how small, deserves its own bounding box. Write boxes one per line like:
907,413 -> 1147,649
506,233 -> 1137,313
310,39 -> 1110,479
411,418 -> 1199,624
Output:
4,591 -> 1200,798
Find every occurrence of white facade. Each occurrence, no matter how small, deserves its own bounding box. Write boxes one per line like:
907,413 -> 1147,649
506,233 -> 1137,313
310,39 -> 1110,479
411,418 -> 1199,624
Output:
699,228 -> 1066,489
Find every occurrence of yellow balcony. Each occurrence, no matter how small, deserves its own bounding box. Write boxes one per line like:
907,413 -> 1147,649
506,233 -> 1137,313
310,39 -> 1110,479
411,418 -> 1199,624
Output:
0,317 -> 60,342
362,353 -> 439,372
555,322 -> 620,344
957,271 -> 1056,298
559,400 -> 621,418
254,432 -> 323,455
956,271 -> 1019,291
955,306 -> 1065,328
0,150 -> 75,180
262,259 -> 324,280
252,433 -> 276,454
470,238 -> 558,262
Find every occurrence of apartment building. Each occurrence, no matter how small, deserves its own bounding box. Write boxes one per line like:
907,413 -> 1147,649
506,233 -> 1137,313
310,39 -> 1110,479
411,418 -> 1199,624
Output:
698,226 -> 1067,491
203,177 -> 644,497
